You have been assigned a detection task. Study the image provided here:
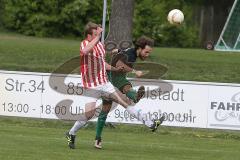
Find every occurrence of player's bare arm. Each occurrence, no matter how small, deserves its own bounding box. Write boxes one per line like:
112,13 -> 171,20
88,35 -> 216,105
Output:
105,62 -> 124,72
81,27 -> 103,55
116,60 -> 144,77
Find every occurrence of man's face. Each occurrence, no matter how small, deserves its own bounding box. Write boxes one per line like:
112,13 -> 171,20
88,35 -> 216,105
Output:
87,28 -> 98,41
91,29 -> 98,39
139,45 -> 153,60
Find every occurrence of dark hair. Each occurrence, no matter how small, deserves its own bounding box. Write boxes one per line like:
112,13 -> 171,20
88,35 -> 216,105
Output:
84,22 -> 101,36
135,36 -> 154,49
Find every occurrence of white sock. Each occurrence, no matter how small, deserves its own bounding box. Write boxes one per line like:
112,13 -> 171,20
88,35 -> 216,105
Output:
69,115 -> 88,135
126,106 -> 153,127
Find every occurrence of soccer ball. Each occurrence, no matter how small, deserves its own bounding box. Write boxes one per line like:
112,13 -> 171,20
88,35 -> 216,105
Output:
167,9 -> 184,25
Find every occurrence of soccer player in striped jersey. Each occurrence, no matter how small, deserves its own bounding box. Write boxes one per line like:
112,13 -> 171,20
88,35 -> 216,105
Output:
65,22 -> 163,149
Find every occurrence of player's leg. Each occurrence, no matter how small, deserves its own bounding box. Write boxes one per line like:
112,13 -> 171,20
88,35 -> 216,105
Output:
110,90 -> 164,131
66,102 -> 97,149
66,86 -> 103,149
120,83 -> 145,103
94,84 -> 144,149
112,75 -> 145,103
103,82 -> 164,131
94,99 -> 112,149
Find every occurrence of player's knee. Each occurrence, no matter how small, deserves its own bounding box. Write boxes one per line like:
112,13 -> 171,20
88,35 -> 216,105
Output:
122,84 -> 132,94
103,105 -> 111,112
102,100 -> 112,112
99,111 -> 108,120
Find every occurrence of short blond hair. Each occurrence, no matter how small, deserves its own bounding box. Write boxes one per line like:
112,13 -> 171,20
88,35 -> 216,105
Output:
84,22 -> 101,36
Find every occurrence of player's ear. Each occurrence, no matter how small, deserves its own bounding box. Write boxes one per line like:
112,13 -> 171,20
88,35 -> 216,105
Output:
87,34 -> 92,40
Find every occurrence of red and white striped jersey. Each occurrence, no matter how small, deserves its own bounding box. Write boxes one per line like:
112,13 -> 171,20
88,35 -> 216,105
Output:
80,39 -> 108,88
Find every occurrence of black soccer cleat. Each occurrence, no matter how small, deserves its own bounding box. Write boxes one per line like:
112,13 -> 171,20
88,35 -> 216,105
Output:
150,115 -> 165,132
65,132 -> 76,149
135,86 -> 145,103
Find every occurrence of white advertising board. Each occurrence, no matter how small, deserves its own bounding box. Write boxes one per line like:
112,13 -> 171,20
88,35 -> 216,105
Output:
1,70 -> 240,131
208,85 -> 240,130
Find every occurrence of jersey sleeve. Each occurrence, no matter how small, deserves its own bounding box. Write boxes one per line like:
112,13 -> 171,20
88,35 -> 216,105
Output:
114,53 -> 128,63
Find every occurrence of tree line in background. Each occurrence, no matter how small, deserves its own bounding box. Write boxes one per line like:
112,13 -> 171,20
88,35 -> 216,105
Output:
0,0 -> 234,48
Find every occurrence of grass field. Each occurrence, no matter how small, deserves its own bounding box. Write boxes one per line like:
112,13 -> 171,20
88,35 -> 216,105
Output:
1,31 -> 240,160
1,116 -> 240,160
1,31 -> 240,83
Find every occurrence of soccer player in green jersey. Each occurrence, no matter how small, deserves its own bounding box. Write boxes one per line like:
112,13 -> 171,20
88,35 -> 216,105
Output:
94,36 -> 164,149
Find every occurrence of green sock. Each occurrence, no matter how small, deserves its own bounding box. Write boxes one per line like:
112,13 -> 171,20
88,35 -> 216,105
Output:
126,89 -> 137,102
95,111 -> 108,140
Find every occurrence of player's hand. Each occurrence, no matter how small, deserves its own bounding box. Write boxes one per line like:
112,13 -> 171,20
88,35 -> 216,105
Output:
135,70 -> 144,77
111,48 -> 119,54
115,66 -> 125,72
96,27 -> 103,35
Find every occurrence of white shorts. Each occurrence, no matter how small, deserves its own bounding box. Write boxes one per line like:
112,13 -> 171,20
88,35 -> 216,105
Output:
83,82 -> 117,103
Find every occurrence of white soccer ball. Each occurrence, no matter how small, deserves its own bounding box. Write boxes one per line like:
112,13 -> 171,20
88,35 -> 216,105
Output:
167,9 -> 184,25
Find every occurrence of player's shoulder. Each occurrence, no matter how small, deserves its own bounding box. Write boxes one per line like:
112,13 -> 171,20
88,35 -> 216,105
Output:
118,48 -> 132,54
80,39 -> 89,46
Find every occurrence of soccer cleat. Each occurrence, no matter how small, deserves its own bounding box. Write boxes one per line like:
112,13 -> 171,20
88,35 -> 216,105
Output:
94,139 -> 102,149
65,132 -> 76,149
135,86 -> 145,103
150,115 -> 165,132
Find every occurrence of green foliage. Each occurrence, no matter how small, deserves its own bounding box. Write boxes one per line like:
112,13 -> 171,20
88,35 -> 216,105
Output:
0,0 -> 4,27
134,0 -> 199,47
1,0 -> 200,47
1,0 -> 103,37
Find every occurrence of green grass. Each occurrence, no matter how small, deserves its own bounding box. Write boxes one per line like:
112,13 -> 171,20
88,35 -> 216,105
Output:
0,116 -> 240,160
1,32 -> 240,160
0,32 -> 80,72
151,48 -> 240,83
1,32 -> 240,83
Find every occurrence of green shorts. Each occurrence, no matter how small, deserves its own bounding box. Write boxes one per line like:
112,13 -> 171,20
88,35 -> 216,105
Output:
108,73 -> 131,90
